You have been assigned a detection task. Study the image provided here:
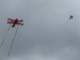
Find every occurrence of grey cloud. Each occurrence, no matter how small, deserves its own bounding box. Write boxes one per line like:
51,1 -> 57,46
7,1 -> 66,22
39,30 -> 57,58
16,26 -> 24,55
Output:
0,0 -> 80,60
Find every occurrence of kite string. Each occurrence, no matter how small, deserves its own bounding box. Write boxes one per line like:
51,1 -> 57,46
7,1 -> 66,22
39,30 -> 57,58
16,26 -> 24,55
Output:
8,26 -> 19,56
0,25 -> 11,48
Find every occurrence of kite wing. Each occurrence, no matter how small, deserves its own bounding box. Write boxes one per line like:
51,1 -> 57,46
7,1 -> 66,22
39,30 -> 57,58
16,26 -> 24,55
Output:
7,18 -> 14,24
16,23 -> 24,25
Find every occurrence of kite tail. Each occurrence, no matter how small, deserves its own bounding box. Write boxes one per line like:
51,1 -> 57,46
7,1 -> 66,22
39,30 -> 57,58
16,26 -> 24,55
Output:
0,25 -> 11,48
8,26 -> 19,56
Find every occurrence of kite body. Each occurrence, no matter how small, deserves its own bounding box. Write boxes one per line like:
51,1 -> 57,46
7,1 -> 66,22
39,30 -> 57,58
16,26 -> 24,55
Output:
7,18 -> 24,28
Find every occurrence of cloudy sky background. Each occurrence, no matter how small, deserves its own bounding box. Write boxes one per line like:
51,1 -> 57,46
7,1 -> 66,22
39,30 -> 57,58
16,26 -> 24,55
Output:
0,0 -> 80,60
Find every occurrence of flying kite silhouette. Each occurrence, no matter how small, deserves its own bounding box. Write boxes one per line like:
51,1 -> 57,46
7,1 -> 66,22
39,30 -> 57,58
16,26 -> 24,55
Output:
0,18 -> 24,56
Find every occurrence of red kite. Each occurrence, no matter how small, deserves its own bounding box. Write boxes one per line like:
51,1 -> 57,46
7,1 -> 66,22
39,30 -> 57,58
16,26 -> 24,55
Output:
7,18 -> 24,28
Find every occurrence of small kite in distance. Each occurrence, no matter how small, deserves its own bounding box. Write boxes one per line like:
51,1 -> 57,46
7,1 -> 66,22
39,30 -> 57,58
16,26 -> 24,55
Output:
69,15 -> 74,20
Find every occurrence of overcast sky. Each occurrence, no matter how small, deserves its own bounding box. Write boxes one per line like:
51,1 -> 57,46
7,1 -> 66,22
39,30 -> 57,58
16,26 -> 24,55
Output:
0,0 -> 80,60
